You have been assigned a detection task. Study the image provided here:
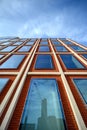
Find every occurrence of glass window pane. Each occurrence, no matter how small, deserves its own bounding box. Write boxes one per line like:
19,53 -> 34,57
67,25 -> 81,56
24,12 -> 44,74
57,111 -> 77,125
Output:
30,39 -> 36,42
56,46 -> 68,52
0,55 -> 25,69
60,54 -> 85,69
73,78 -> 87,104
52,41 -> 61,45
51,38 -> 57,41
0,78 -> 9,92
59,38 -> 66,40
1,42 -> 10,45
70,46 -> 86,51
40,41 -> 48,45
14,42 -> 23,45
39,46 -> 50,52
26,42 -> 34,45
1,46 -> 17,52
64,41 -> 72,45
0,55 -> 4,59
18,46 -> 31,52
35,54 -> 54,69
82,54 -> 87,59
20,78 -> 66,130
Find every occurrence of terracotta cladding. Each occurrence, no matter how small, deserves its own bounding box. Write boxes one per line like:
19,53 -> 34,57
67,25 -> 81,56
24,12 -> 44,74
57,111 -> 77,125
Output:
0,38 -> 87,130
67,76 -> 87,127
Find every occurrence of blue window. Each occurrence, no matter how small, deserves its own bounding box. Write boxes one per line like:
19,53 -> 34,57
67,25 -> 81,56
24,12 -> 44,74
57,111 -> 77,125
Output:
0,55 -> 25,69
1,42 -> 10,45
56,46 -> 68,52
41,38 -> 47,41
64,41 -> 72,45
70,46 -> 86,51
82,54 -> 87,59
26,42 -> 34,45
30,39 -> 36,42
0,55 -> 4,59
59,38 -> 66,40
1,46 -> 17,52
14,42 -> 23,45
35,54 -> 54,69
40,41 -> 48,45
60,54 -> 85,69
39,46 -> 50,52
0,78 -> 9,92
73,78 -> 87,104
51,38 -> 57,41
18,46 -> 31,52
53,41 -> 61,45
19,78 -> 66,130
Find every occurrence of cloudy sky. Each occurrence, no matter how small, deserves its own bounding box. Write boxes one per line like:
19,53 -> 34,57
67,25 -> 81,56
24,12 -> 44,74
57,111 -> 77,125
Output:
0,0 -> 87,45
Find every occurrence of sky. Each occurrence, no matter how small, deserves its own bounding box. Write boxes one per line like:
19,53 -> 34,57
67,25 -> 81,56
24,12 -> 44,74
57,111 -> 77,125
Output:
0,0 -> 87,46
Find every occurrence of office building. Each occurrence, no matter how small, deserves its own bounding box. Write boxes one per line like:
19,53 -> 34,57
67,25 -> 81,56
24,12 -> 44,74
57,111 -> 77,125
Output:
0,37 -> 87,130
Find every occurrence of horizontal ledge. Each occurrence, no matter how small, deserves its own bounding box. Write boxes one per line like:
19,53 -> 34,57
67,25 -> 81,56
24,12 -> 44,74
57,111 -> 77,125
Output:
28,72 -> 61,75
0,72 -> 18,75
64,72 -> 87,75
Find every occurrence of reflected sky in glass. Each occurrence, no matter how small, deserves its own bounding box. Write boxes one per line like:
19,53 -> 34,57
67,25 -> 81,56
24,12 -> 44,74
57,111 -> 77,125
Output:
26,42 -> 34,45
82,54 -> 87,59
64,41 -> 72,45
0,55 -> 25,69
1,46 -> 17,52
35,54 -> 54,69
53,41 -> 61,45
18,46 -> 31,52
73,78 -> 87,104
14,42 -> 23,45
1,42 -> 10,45
70,46 -> 86,51
20,78 -> 66,130
56,46 -> 68,51
60,54 -> 85,69
0,55 -> 4,59
39,46 -> 50,52
0,78 -> 9,92
40,41 -> 48,45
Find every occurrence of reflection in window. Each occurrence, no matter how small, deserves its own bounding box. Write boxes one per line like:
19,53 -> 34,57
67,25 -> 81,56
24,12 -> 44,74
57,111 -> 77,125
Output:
0,55 -> 25,69
30,39 -> 36,42
18,46 -> 31,52
64,41 -> 72,45
14,42 -> 23,45
26,42 -> 34,45
82,54 -> 87,59
59,38 -> 66,40
73,78 -> 87,104
19,79 -> 66,130
53,41 -> 61,45
56,46 -> 68,52
39,46 -> 50,52
40,41 -> 48,45
70,46 -> 86,51
1,42 -> 10,45
0,78 -> 9,92
35,54 -> 54,69
60,54 -> 85,69
0,55 -> 4,59
1,46 -> 17,52
51,38 -> 57,41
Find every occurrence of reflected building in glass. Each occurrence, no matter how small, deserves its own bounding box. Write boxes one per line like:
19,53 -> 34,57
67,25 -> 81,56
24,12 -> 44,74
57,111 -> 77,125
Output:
0,37 -> 87,130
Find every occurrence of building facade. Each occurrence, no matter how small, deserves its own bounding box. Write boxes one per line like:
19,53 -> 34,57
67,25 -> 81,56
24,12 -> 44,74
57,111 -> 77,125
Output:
0,37 -> 87,130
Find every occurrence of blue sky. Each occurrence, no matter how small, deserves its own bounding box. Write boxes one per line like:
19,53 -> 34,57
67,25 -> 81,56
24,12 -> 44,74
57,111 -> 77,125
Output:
0,0 -> 87,46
